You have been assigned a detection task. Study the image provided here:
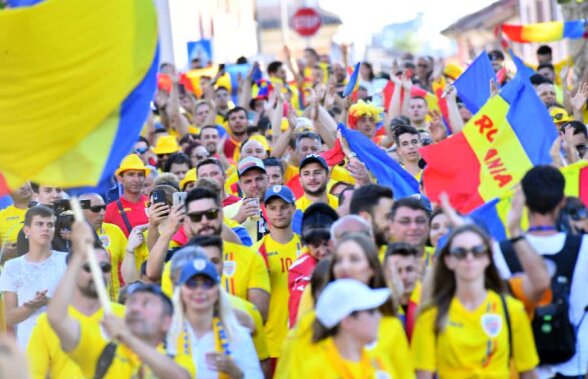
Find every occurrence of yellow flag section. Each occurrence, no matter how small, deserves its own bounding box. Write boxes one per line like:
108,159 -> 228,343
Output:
0,0 -> 157,187
461,96 -> 533,203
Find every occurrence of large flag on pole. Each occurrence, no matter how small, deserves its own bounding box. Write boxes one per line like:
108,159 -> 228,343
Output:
420,70 -> 558,213
0,0 -> 158,195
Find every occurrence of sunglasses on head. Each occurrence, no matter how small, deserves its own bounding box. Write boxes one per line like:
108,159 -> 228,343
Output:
184,276 -> 216,290
134,147 -> 149,154
82,261 -> 112,274
187,208 -> 220,223
449,244 -> 488,260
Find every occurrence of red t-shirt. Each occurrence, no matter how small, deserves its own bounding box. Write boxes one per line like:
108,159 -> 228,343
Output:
104,195 -> 149,237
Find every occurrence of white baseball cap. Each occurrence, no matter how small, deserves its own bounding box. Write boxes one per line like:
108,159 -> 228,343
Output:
315,279 -> 390,329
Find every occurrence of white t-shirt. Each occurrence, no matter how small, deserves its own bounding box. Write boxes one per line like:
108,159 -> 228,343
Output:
0,250 -> 67,347
493,233 -> 588,378
186,321 -> 263,379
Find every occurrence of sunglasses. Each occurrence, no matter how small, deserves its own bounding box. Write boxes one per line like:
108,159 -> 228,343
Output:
187,208 -> 220,223
82,261 -> 112,274
184,276 -> 216,290
449,244 -> 488,260
87,205 -> 106,213
134,147 -> 149,154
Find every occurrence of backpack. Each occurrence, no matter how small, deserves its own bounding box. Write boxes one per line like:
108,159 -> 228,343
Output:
500,234 -> 581,364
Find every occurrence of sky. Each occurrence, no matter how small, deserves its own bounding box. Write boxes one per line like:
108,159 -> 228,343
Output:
319,0 -> 498,55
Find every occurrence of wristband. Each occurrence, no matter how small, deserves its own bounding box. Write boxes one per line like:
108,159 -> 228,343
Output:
509,235 -> 525,244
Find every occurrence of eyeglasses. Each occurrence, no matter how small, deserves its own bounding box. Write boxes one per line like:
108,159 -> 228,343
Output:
184,276 -> 216,290
394,217 -> 428,225
134,147 -> 149,154
187,208 -> 220,222
449,244 -> 488,260
82,261 -> 112,274
87,205 -> 106,213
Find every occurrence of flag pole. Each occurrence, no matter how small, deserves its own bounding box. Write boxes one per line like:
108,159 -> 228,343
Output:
70,197 -> 111,313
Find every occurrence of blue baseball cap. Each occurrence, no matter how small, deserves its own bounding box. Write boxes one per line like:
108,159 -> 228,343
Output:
263,185 -> 295,204
179,258 -> 220,285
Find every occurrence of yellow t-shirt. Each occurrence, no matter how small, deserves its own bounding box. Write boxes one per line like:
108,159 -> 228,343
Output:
27,303 -> 125,379
0,205 -> 26,245
97,223 -> 127,301
68,315 -> 195,379
295,193 -> 339,212
252,234 -> 303,357
286,336 -> 399,379
222,241 -> 270,300
278,311 -> 413,379
411,291 -> 538,378
230,294 -> 270,361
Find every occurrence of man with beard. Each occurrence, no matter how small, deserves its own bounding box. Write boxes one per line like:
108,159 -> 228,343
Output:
0,182 -> 33,263
104,155 -> 150,237
295,155 -> 338,212
252,186 -> 301,367
145,187 -> 270,321
349,184 -> 394,261
199,125 -> 220,157
79,193 -> 128,301
224,157 -> 270,243
27,245 -> 125,378
291,154 -> 338,234
223,106 -> 249,161
47,221 -> 193,379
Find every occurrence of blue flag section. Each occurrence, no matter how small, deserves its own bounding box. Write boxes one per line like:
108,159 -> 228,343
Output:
339,125 -> 420,198
454,51 -> 497,114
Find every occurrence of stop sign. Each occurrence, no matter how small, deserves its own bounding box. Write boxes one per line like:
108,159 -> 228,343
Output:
292,7 -> 322,37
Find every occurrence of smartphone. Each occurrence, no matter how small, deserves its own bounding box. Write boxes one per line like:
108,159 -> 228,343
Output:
173,192 -> 187,208
53,199 -> 71,215
152,189 -> 167,205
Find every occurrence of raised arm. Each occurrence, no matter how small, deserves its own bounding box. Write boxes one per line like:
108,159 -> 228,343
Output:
47,221 -> 95,352
507,189 -> 550,303
101,314 -> 191,379
121,224 -> 149,284
145,204 -> 185,282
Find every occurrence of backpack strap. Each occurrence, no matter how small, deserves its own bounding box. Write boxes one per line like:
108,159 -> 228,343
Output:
116,199 -> 133,235
93,342 -> 117,379
549,233 -> 582,284
498,239 -> 523,274
499,294 -> 513,362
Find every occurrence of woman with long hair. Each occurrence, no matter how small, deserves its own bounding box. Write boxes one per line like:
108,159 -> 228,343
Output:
173,258 -> 263,379
412,224 -> 539,379
278,233 -> 414,378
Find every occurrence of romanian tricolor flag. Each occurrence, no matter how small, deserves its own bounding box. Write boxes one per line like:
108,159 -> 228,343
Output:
421,71 -> 558,213
468,161 -> 588,241
562,160 -> 588,206
501,20 -> 586,43
0,0 -> 158,195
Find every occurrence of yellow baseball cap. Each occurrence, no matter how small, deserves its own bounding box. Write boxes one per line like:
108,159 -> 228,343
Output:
549,106 -> 573,124
180,168 -> 197,191
115,154 -> 151,177
152,135 -> 180,155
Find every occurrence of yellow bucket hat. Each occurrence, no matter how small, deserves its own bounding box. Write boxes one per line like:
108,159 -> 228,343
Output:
180,168 -> 197,190
152,135 -> 180,155
115,154 -> 151,177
